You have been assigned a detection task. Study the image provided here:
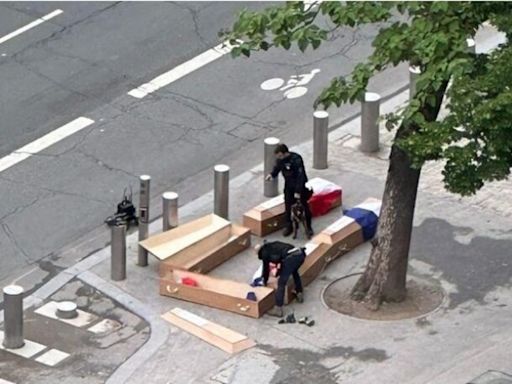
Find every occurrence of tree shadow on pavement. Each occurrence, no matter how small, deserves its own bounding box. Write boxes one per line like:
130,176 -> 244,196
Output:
411,218 -> 512,308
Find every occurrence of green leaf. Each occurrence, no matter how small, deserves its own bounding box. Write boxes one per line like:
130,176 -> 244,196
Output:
298,37 -> 308,52
260,41 -> 270,50
311,38 -> 321,49
222,0 -> 512,197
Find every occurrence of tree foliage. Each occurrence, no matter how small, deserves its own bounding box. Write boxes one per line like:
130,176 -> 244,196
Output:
221,1 -> 512,196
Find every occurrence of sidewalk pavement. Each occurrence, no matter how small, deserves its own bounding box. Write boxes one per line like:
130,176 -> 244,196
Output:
2,27 -> 512,384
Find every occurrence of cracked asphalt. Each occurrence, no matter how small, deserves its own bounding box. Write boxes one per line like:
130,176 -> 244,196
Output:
0,2 -> 409,299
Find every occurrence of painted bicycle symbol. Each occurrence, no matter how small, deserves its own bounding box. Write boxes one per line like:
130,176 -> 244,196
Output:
260,68 -> 321,99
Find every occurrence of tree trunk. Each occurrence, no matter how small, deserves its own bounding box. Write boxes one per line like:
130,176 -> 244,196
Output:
350,139 -> 420,309
351,80 -> 449,310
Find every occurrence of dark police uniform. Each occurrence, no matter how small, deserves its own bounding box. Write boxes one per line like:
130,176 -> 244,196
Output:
258,241 -> 306,307
270,152 -> 313,232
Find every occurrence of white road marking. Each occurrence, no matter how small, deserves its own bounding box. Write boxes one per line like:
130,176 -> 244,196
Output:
260,78 -> 285,91
35,348 -> 70,366
128,42 -> 236,98
10,266 -> 38,285
0,9 -> 63,45
0,117 -> 94,173
260,69 -> 321,99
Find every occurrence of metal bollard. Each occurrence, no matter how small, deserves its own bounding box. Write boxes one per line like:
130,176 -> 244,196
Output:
2,285 -> 24,349
409,66 -> 421,101
213,165 -> 230,219
360,92 -> 381,153
263,137 -> 280,197
56,301 -> 78,319
162,192 -> 178,231
466,38 -> 476,54
138,175 -> 150,267
111,224 -> 127,281
313,110 -> 329,169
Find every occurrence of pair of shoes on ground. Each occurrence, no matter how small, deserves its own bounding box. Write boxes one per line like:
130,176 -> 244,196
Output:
298,316 -> 315,327
276,313 -> 315,327
278,313 -> 296,324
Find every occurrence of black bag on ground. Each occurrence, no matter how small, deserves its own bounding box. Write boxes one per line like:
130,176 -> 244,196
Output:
105,187 -> 138,228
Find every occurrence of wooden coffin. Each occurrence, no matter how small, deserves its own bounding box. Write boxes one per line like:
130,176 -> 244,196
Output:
242,178 -> 343,237
160,269 -> 275,318
312,215 -> 364,263
242,195 -> 286,237
313,197 -> 381,262
268,241 -> 332,304
266,198 -> 381,304
159,224 -> 251,275
162,308 -> 255,354
139,214 -> 231,261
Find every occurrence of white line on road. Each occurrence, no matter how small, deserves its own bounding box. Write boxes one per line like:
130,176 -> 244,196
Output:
128,42 -> 236,98
0,117 -> 94,173
0,9 -> 63,45
10,267 -> 38,285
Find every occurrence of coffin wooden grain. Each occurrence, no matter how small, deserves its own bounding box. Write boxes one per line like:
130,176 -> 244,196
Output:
160,269 -> 275,318
268,242 -> 332,304
159,224 -> 251,275
140,214 -> 231,261
242,195 -> 286,237
242,178 -> 343,237
162,308 -> 255,354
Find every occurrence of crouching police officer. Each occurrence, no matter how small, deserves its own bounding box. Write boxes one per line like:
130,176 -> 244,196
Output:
265,144 -> 313,237
255,241 -> 306,317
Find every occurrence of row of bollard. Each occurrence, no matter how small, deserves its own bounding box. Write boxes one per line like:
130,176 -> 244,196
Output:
0,94 -> 386,349
110,98 -> 385,280
3,47 -> 479,349
110,165 -> 231,280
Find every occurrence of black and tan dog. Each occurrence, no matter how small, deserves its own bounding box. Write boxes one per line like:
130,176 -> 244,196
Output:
291,201 -> 311,239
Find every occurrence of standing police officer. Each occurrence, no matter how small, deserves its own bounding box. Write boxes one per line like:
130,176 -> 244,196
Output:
265,143 -> 313,237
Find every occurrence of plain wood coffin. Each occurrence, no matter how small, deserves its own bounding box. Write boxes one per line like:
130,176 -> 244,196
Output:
139,214 -> 231,261
159,224 -> 251,275
160,269 -> 275,318
242,178 -> 343,237
162,308 -> 255,354
312,197 -> 382,262
312,215 -> 364,262
268,241 -> 332,304
242,195 -> 286,237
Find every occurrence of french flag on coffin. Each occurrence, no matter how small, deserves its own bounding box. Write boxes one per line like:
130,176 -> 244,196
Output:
343,199 -> 382,241
306,178 -> 343,217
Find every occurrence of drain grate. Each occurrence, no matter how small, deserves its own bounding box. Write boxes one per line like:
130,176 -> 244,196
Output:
468,370 -> 512,384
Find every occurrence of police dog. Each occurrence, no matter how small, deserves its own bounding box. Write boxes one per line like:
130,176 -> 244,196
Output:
291,201 -> 310,239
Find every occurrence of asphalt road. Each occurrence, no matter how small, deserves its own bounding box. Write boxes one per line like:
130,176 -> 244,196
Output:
0,2 -> 409,295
